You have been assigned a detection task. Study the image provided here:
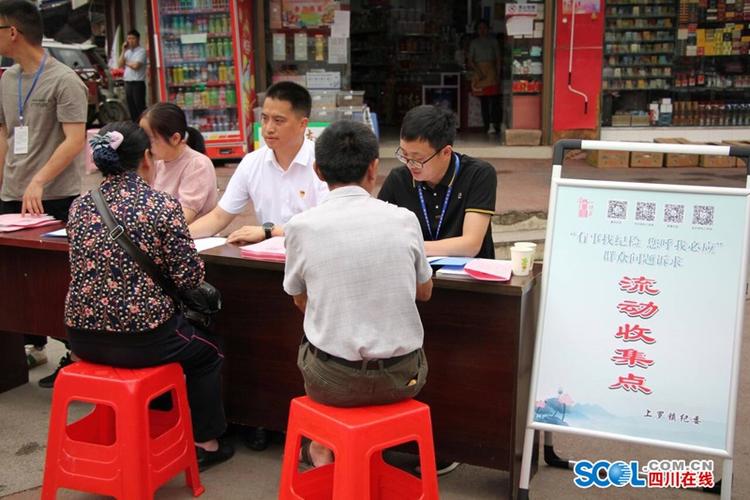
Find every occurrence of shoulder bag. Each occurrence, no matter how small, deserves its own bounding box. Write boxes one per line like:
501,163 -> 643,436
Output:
91,188 -> 221,330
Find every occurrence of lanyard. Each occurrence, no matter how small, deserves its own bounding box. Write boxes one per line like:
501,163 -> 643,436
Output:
417,154 -> 461,240
18,52 -> 48,126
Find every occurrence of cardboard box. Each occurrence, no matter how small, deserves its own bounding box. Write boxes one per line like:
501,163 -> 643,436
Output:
654,138 -> 699,167
631,115 -> 650,127
336,90 -> 365,107
505,129 -> 542,146
697,141 -> 737,167
586,150 -> 630,168
310,90 -> 337,108
630,151 -> 664,168
611,114 -> 631,127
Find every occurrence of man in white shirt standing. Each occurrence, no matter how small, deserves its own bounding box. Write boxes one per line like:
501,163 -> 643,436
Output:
283,120 -> 433,467
118,29 -> 147,121
189,81 -> 328,244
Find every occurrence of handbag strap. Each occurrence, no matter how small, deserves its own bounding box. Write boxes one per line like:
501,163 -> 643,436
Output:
91,187 -> 183,305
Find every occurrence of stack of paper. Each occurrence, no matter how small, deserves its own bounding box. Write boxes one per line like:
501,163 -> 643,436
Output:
0,213 -> 58,233
432,257 -> 513,281
240,236 -> 286,262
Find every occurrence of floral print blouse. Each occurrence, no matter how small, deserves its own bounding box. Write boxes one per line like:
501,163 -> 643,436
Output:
64,171 -> 204,333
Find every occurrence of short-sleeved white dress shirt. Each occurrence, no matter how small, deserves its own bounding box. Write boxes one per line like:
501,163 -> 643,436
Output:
218,138 -> 329,224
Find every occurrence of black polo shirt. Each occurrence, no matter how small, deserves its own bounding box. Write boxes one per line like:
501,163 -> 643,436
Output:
378,153 -> 496,259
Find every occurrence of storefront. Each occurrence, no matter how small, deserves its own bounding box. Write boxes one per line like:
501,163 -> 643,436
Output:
598,0 -> 749,142
255,0 -> 553,144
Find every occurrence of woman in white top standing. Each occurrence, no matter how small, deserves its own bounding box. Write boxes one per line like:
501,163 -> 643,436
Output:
140,103 -> 218,223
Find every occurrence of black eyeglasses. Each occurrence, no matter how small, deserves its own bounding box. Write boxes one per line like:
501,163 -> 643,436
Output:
395,146 -> 444,170
0,25 -> 21,33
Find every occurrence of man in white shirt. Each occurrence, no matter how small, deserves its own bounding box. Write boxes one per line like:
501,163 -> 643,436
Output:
189,81 -> 328,244
118,29 -> 147,121
283,120 -> 433,467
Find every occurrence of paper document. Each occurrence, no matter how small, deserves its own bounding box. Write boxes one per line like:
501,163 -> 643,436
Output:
430,257 -> 473,266
43,228 -> 68,238
464,259 -> 512,281
435,265 -> 469,277
0,213 -> 57,232
240,236 -> 286,262
193,237 -> 227,253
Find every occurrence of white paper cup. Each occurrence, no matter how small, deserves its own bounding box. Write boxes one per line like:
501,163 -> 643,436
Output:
511,247 -> 534,276
513,242 -> 537,267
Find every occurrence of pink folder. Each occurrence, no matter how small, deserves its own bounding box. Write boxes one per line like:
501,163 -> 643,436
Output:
464,259 -> 512,281
0,213 -> 57,232
239,236 -> 286,262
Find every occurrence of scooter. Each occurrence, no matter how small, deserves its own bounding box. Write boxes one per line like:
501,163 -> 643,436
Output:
97,67 -> 129,124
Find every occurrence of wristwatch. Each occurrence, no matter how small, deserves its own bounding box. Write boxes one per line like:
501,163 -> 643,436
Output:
262,222 -> 275,240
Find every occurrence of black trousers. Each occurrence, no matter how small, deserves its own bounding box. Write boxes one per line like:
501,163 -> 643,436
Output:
1,196 -> 77,348
68,314 -> 227,443
124,81 -> 146,121
479,94 -> 501,131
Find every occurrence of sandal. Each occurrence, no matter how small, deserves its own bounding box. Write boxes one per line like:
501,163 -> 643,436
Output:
299,437 -> 315,468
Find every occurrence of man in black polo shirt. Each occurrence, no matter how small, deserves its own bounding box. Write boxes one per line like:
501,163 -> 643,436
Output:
378,105 -> 497,259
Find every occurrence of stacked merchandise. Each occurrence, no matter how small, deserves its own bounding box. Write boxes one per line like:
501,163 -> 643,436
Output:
601,0 -> 750,127
160,0 -> 239,136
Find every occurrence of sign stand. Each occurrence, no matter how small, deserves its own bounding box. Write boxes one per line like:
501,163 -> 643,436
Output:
518,140 -> 750,500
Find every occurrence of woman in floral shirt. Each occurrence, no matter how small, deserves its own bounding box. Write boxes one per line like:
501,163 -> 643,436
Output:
64,121 -> 233,470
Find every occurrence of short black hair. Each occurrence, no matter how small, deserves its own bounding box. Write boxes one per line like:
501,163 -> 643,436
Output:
127,29 -> 140,38
400,105 -> 456,150
92,121 -> 149,176
315,120 -> 378,185
265,81 -> 311,118
0,0 -> 43,46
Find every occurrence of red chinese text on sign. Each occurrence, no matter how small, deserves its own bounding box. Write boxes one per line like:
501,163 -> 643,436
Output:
617,300 -> 659,319
611,348 -> 655,368
615,323 -> 656,344
619,276 -> 660,295
609,372 -> 653,394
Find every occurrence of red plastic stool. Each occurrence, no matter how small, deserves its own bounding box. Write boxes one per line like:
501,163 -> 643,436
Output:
279,396 -> 439,500
41,361 -> 204,499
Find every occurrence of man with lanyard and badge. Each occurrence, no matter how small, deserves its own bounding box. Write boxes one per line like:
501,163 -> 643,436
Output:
379,105 -> 496,261
0,0 -> 88,386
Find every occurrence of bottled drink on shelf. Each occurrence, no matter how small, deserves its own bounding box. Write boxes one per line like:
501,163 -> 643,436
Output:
219,87 -> 226,107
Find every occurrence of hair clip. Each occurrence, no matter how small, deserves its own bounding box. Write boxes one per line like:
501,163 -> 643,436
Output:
90,131 -> 125,151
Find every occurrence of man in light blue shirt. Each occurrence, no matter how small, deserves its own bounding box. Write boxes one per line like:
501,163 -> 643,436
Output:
118,29 -> 147,120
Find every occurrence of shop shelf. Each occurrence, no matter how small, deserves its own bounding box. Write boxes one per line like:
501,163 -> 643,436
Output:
605,14 -> 676,19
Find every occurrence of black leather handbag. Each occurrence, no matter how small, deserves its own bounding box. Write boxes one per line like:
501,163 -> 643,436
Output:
91,188 -> 221,329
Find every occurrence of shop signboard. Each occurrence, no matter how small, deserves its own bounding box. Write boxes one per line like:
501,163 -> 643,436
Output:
530,181 -> 747,453
519,139 -> 750,499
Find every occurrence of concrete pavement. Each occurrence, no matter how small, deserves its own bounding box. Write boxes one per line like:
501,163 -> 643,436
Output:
2,153 -> 749,499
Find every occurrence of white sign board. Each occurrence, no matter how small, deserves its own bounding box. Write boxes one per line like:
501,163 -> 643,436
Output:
529,178 -> 749,455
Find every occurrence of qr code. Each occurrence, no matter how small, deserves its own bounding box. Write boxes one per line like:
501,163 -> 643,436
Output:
635,202 -> 656,222
607,200 -> 628,220
693,205 -> 715,226
664,204 -> 684,224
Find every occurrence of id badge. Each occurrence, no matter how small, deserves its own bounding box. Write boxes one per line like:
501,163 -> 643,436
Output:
14,126 -> 29,155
